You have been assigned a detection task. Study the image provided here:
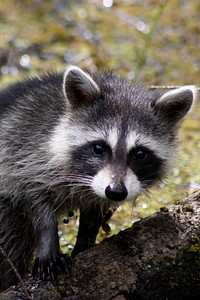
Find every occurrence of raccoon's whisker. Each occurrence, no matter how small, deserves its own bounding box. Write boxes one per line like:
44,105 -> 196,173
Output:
53,196 -> 70,213
39,177 -> 93,189
140,188 -> 152,200
53,187 -> 95,213
139,172 -> 163,186
49,174 -> 93,186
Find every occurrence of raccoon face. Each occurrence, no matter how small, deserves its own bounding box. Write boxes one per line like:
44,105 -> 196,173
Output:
67,127 -> 168,202
49,66 -> 196,203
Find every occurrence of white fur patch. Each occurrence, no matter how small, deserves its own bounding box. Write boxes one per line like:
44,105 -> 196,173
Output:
125,168 -> 141,200
48,119 -> 121,163
107,127 -> 119,150
48,117 -> 105,162
126,131 -> 138,150
126,131 -> 171,160
91,166 -> 112,198
91,165 -> 141,201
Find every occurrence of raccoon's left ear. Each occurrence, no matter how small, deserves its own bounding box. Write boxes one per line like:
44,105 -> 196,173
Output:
152,86 -> 196,125
63,66 -> 100,109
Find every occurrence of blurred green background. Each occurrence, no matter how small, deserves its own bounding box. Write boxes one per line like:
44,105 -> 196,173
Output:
0,0 -> 199,251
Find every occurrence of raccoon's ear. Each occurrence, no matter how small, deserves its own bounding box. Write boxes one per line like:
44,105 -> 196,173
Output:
63,66 -> 100,109
152,86 -> 196,125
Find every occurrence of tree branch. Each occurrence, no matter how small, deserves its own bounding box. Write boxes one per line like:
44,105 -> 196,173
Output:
149,86 -> 200,90
1,190 -> 200,300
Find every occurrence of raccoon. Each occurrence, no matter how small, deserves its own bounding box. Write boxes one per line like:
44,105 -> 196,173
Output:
0,65 -> 196,291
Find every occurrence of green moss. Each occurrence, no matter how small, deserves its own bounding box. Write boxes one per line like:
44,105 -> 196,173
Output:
188,235 -> 200,266
188,243 -> 200,254
182,205 -> 194,213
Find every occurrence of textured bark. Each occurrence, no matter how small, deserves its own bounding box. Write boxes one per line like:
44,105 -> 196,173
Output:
1,190 -> 200,300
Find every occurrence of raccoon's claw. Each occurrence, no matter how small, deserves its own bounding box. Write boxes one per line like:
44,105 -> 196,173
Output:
32,253 -> 72,281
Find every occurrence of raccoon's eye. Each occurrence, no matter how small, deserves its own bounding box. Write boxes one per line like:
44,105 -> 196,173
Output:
132,147 -> 148,160
92,143 -> 106,156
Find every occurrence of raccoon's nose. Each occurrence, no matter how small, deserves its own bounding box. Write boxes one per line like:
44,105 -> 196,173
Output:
105,183 -> 128,201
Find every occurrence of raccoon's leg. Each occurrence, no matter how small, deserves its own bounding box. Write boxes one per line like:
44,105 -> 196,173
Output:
72,204 -> 104,257
0,198 -> 34,291
31,205 -> 72,280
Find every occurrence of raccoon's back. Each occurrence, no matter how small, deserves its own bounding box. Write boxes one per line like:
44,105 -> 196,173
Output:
0,72 -> 71,202
0,72 -> 68,146
0,72 -> 66,122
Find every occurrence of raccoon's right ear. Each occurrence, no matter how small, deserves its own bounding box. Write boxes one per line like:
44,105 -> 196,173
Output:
63,66 -> 101,109
152,86 -> 196,125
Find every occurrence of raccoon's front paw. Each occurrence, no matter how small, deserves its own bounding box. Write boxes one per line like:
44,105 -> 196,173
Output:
32,253 -> 72,281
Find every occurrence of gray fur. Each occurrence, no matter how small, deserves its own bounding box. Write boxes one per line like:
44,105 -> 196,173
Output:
0,66 -> 196,291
